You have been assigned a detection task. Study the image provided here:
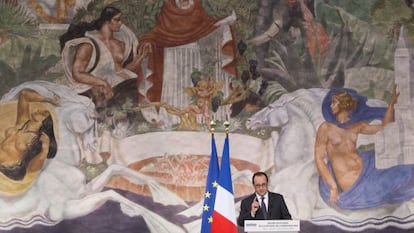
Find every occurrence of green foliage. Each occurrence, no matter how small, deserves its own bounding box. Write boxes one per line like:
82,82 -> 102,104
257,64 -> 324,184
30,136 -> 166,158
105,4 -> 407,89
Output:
0,1 -> 38,43
72,0 -> 111,23
0,44 -> 59,96
260,81 -> 287,106
113,0 -> 166,36
260,0 -> 402,95
205,0 -> 258,40
371,0 -> 414,42
265,50 -> 288,73
72,0 -> 167,37
316,0 -> 379,32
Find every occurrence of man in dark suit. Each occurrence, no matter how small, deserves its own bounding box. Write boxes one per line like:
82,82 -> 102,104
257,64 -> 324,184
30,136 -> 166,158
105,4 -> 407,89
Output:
237,171 -> 292,227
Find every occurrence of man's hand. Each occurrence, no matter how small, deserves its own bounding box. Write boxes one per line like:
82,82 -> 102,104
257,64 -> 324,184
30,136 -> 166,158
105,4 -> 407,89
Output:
126,42 -> 152,71
99,81 -> 114,101
47,94 -> 60,106
251,198 -> 259,215
137,42 -> 152,61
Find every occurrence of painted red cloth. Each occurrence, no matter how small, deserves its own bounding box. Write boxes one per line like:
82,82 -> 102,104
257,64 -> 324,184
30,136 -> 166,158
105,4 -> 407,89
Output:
138,0 -> 236,103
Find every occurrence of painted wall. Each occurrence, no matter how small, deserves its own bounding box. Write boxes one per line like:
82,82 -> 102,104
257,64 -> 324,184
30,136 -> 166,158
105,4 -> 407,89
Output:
0,0 -> 414,232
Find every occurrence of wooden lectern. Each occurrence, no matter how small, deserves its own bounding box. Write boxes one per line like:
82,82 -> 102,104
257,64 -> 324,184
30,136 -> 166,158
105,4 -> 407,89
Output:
244,220 -> 300,233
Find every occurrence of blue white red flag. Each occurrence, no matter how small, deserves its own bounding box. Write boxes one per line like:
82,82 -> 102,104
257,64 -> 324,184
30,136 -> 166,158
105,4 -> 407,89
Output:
211,135 -> 238,233
200,134 -> 219,233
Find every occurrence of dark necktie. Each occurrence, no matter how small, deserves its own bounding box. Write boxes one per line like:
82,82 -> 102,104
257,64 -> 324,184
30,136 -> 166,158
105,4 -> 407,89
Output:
260,196 -> 267,220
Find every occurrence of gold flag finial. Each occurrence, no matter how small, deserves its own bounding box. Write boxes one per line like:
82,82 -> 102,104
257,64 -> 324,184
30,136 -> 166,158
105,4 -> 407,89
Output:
224,115 -> 230,134
210,119 -> 216,133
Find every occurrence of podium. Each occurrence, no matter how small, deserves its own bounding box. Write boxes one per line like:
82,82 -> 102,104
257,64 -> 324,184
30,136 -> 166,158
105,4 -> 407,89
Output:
244,220 -> 300,233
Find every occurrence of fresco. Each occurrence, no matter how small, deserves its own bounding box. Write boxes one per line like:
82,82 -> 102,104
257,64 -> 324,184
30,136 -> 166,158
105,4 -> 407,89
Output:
1,0 -> 414,232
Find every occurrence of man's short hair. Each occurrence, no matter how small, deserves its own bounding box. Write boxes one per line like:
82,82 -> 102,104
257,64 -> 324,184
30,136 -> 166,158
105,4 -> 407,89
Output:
252,171 -> 268,185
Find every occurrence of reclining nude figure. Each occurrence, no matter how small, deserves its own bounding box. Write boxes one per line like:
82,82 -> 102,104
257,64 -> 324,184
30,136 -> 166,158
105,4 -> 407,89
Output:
314,85 -> 414,209
0,81 -> 185,232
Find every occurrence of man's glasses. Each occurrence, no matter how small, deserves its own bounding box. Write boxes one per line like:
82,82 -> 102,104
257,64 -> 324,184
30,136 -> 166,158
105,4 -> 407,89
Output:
254,183 -> 268,188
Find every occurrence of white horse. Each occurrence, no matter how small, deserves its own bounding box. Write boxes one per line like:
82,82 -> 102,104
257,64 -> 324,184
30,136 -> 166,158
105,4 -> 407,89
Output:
246,88 -> 327,173
0,81 -> 186,232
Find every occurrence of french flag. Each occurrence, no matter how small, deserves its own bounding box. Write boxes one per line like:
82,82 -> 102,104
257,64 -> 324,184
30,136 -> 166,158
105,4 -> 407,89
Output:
200,134 -> 219,233
211,135 -> 237,233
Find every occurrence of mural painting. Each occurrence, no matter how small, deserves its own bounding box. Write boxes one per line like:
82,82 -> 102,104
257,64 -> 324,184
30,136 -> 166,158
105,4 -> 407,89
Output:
0,0 -> 414,232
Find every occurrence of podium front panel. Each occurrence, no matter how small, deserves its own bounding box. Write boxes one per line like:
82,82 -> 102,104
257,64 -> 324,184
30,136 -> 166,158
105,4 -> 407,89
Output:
244,220 -> 300,232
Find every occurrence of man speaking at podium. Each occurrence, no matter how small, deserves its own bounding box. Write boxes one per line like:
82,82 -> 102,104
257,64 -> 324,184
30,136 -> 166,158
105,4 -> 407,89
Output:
237,172 -> 292,227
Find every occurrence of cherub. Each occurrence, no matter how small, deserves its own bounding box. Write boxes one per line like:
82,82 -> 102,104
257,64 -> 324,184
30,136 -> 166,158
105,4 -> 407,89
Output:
182,78 -> 223,128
